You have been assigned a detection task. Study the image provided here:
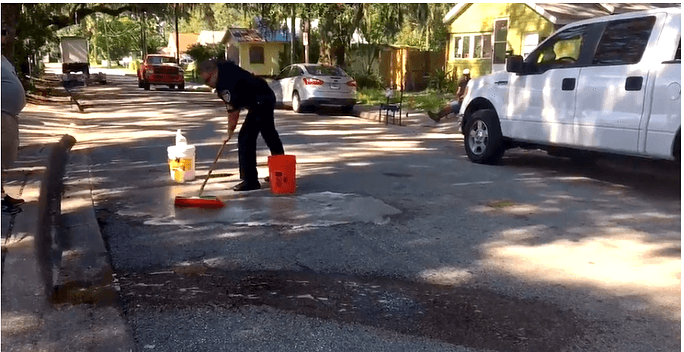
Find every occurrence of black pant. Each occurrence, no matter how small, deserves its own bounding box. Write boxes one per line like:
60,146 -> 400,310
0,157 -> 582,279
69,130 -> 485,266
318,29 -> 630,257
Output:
237,99 -> 284,183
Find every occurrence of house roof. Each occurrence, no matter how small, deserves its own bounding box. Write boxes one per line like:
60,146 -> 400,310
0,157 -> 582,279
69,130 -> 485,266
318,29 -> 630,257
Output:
197,30 -> 226,46
221,28 -> 289,44
531,3 -> 680,25
444,3 -> 680,26
167,32 -> 199,53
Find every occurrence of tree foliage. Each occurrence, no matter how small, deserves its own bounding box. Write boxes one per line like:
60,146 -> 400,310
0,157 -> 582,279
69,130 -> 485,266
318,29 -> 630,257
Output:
3,3 -> 453,78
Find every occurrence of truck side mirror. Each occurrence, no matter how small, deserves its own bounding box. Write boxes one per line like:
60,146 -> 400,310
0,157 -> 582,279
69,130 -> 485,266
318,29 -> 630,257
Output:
506,55 -> 524,73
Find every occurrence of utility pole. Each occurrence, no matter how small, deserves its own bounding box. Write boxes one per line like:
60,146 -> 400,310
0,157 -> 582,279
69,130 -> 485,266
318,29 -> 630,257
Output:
141,10 -> 147,58
175,3 -> 180,64
290,4 -> 295,65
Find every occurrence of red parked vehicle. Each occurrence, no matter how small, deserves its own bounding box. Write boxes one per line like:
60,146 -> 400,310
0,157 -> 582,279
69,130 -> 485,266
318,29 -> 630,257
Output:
137,54 -> 185,91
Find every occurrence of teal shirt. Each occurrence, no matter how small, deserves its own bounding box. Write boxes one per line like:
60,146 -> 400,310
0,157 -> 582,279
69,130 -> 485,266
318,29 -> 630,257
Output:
1,55 -> 26,117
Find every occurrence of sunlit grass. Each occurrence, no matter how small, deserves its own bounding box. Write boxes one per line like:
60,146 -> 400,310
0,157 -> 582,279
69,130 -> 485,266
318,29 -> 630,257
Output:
356,88 -> 454,111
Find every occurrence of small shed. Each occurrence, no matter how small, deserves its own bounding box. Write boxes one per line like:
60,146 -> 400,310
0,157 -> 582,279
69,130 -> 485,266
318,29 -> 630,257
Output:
221,28 -> 288,77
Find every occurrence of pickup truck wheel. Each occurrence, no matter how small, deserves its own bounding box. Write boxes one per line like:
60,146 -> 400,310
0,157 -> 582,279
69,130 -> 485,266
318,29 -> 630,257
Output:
138,79 -> 143,88
177,84 -> 184,91
464,109 -> 505,164
168,84 -> 175,89
674,132 -> 681,163
143,81 -> 150,90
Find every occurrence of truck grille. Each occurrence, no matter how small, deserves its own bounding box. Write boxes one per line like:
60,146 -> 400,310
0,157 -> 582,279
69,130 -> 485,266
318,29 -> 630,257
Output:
155,66 -> 179,75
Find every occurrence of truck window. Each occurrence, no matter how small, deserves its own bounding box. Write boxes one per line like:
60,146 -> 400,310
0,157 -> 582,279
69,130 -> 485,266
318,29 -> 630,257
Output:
676,40 -> 681,61
592,16 -> 656,65
526,25 -> 588,71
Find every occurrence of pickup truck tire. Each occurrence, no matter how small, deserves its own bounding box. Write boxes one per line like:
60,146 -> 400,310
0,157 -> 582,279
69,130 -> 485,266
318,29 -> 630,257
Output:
464,109 -> 505,165
143,81 -> 150,91
674,132 -> 681,163
177,84 -> 185,91
138,79 -> 143,88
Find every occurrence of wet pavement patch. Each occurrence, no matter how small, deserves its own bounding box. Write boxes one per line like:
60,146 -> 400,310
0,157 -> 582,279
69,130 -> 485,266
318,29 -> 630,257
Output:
117,268 -> 585,351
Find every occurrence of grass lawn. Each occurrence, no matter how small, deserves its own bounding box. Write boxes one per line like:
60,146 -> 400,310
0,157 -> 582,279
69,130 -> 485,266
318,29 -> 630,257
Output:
356,88 -> 454,112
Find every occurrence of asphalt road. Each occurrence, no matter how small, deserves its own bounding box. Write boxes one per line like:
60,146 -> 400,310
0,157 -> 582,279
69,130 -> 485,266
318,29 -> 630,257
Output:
44,72 -> 680,351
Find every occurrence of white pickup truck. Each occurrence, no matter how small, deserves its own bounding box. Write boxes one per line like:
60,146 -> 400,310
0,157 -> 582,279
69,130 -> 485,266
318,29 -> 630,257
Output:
459,8 -> 681,164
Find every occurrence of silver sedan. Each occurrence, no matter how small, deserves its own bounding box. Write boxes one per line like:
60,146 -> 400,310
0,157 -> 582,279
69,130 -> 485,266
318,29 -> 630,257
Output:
269,64 -> 357,113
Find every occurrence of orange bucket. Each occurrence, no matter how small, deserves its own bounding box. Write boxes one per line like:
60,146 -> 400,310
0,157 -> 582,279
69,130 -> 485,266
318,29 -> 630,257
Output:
268,155 -> 296,194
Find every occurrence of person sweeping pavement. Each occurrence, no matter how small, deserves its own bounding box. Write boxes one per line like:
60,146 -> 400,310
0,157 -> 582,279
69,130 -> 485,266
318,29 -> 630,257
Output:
199,59 -> 285,192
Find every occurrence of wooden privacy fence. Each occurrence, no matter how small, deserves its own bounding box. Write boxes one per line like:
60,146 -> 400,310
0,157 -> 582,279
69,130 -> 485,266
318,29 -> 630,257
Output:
379,47 -> 445,92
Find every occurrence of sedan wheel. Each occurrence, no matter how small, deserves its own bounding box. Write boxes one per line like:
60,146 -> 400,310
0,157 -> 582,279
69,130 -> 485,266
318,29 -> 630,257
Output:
464,109 -> 505,164
292,92 -> 302,113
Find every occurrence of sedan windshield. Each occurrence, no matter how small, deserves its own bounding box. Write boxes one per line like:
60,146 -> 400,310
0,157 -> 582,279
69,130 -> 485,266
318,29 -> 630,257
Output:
305,65 -> 346,77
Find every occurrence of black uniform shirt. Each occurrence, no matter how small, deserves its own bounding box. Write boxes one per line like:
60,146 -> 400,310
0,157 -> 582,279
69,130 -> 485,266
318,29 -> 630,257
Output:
215,60 -> 274,112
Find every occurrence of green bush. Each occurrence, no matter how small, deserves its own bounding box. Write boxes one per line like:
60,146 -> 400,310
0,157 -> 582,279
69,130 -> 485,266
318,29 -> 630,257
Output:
352,73 -> 382,90
186,43 -> 225,64
427,68 -> 456,93
130,60 -> 141,73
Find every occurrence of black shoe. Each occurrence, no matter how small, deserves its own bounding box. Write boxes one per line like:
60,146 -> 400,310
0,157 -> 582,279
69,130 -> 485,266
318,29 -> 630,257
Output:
2,200 -> 22,215
427,111 -> 441,123
4,195 -> 24,206
233,181 -> 261,192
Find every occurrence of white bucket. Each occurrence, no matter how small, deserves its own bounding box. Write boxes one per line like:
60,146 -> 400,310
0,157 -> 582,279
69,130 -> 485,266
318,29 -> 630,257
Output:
167,144 -> 196,182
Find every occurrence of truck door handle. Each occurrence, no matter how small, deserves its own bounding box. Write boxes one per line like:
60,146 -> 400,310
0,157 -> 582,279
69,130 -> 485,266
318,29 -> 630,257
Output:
625,76 -> 643,91
562,78 -> 576,91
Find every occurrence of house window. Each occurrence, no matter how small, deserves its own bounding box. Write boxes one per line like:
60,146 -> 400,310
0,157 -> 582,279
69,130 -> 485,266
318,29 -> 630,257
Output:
523,33 -> 539,58
462,36 -> 471,58
453,36 -> 462,59
249,46 -> 264,64
493,19 -> 509,64
453,34 -> 492,59
474,35 -> 482,58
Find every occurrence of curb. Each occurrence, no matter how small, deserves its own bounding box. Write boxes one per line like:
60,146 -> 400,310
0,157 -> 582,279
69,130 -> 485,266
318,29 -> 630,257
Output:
1,135 -> 136,351
53,148 -> 119,306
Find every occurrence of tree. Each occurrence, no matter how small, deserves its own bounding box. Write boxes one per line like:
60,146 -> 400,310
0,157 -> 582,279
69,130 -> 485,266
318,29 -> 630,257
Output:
311,4 -> 364,68
397,3 -> 451,52
2,3 -> 138,75
355,4 -> 404,75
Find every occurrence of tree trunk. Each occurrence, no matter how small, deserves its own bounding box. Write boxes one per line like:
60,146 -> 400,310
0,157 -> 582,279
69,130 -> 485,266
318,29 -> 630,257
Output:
303,18 -> 310,64
334,43 -> 345,69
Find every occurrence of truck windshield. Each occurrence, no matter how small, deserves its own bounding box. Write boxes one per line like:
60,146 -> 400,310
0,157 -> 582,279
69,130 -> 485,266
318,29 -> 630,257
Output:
148,57 -> 175,65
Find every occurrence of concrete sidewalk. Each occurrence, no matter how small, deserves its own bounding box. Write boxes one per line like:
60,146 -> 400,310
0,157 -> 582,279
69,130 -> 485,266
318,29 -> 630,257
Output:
1,140 -> 135,351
